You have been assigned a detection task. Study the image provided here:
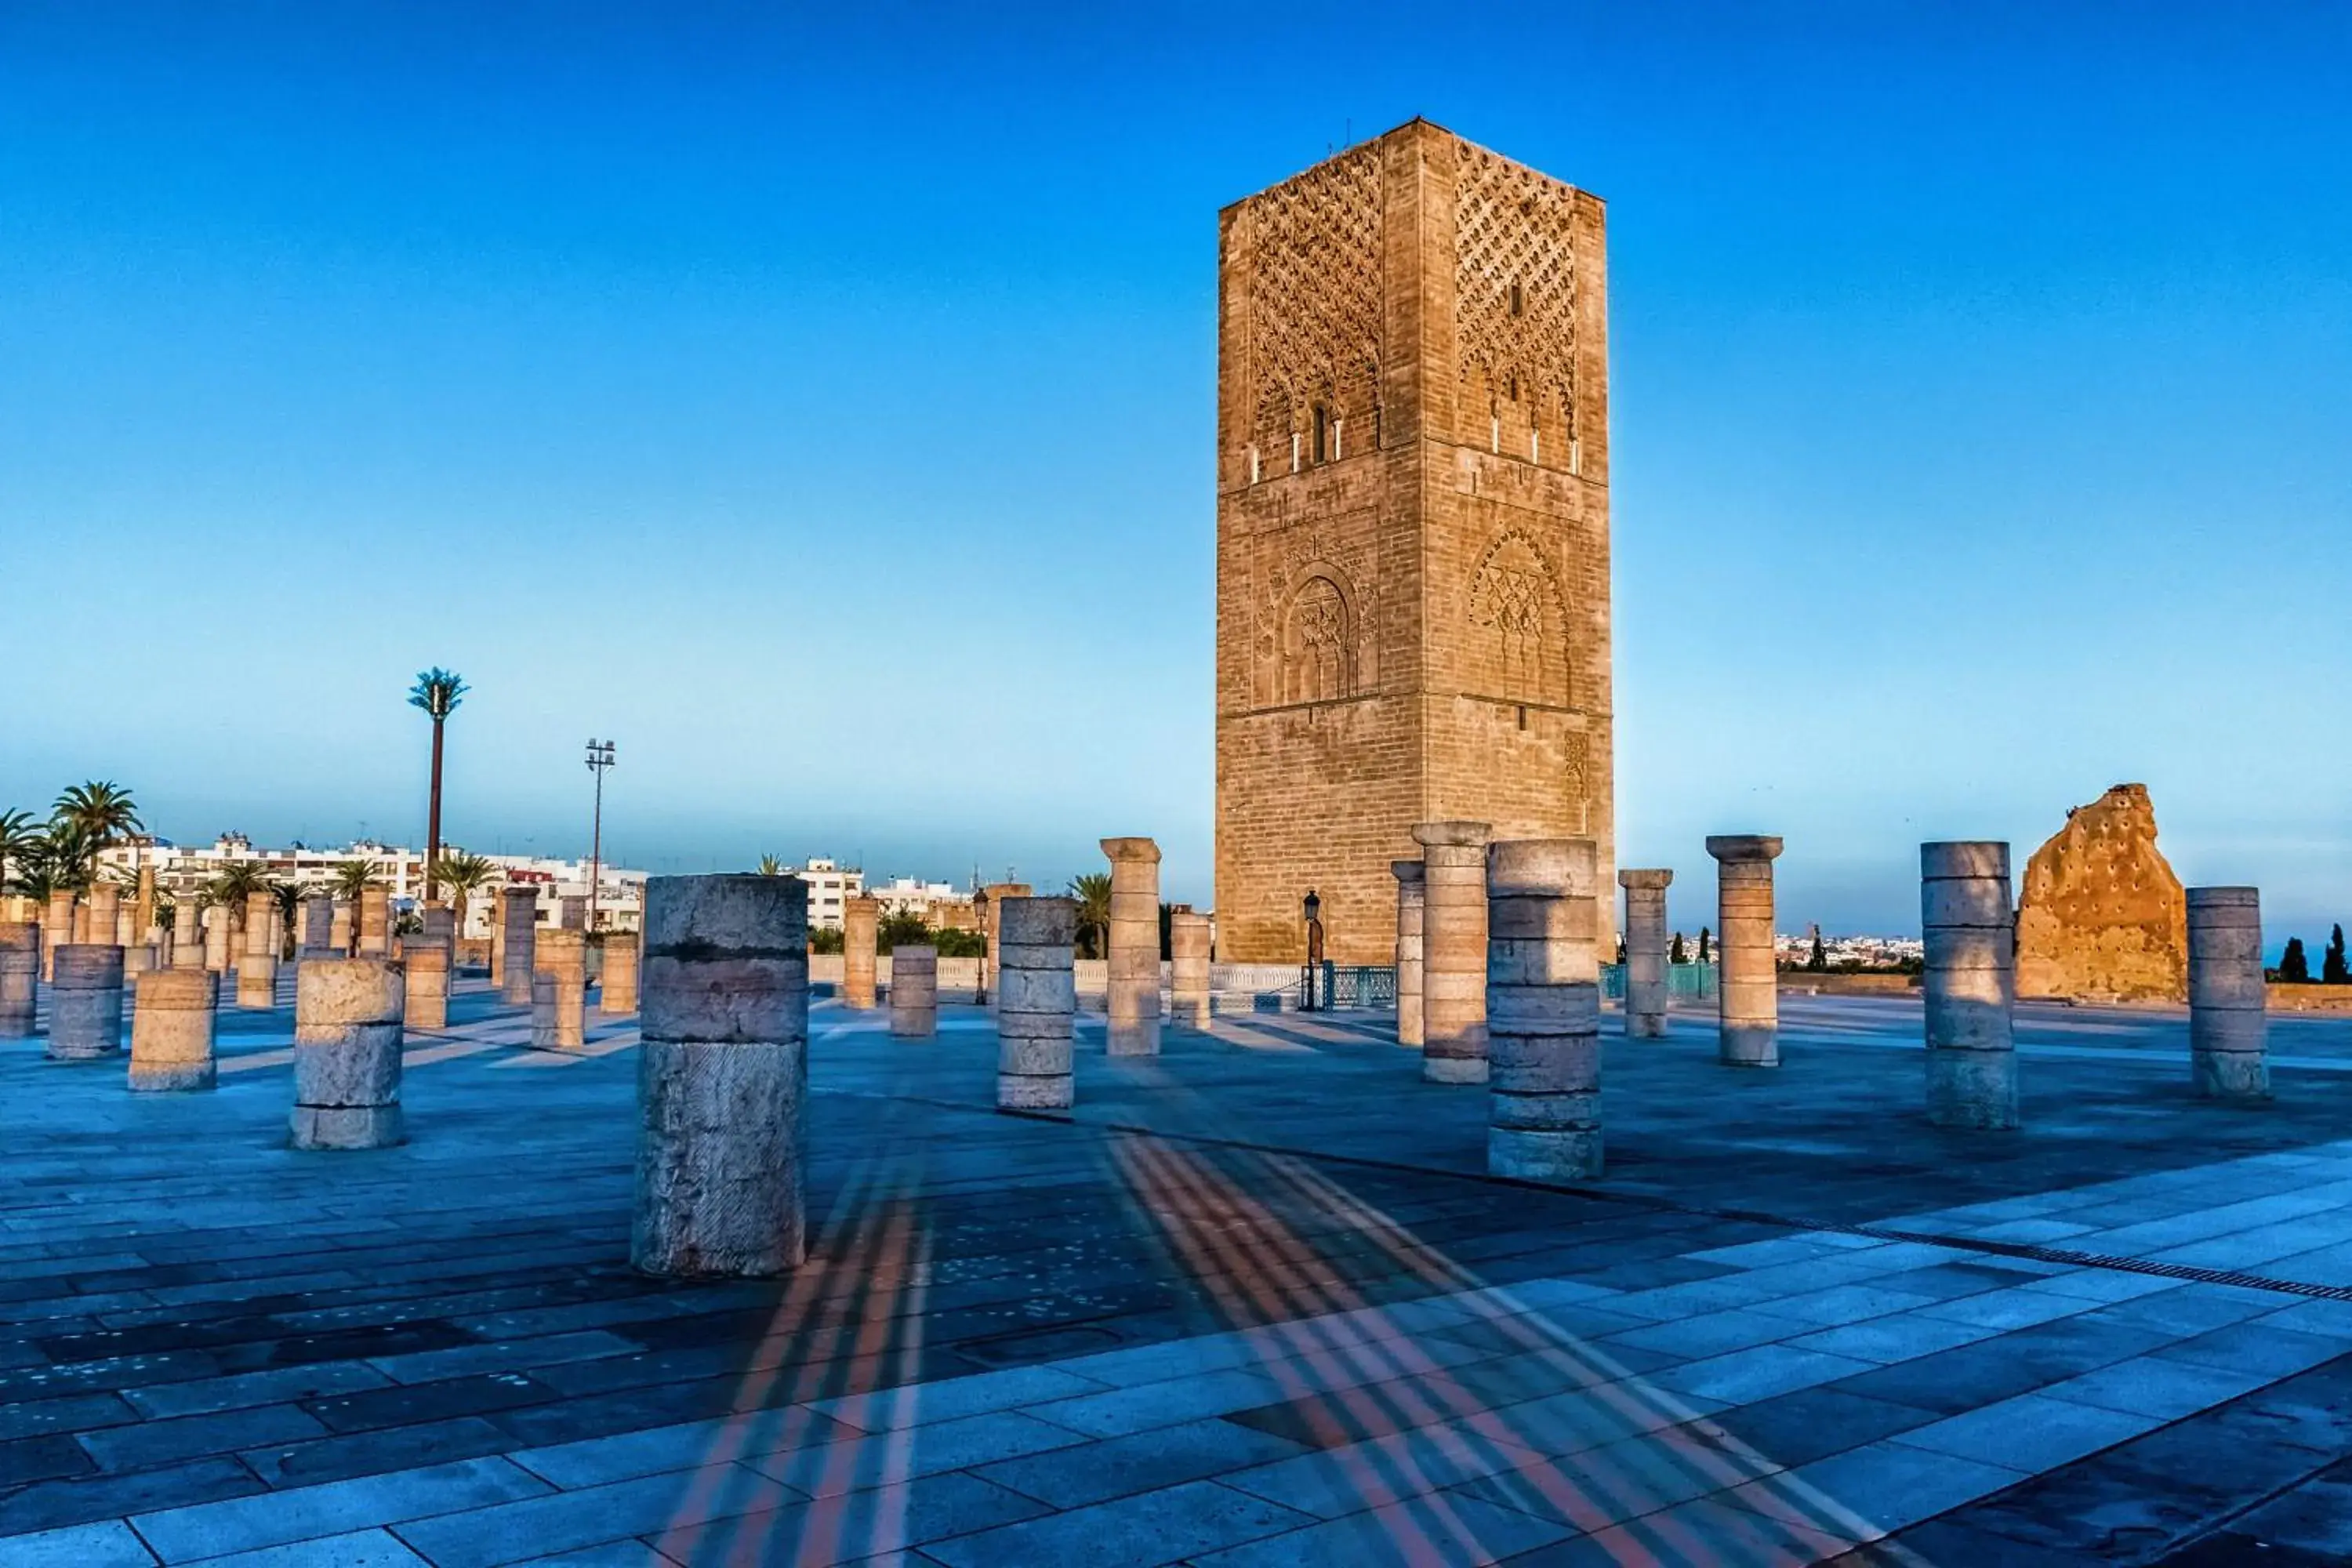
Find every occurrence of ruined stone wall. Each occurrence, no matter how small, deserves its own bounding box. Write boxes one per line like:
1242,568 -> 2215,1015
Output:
1214,120 -> 1613,963
2016,783 -> 2187,1003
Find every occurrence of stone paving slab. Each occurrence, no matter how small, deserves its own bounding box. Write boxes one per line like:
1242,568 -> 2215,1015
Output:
3,985 -> 2352,1563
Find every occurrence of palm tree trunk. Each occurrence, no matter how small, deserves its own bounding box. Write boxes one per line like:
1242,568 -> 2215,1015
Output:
425,718 -> 445,902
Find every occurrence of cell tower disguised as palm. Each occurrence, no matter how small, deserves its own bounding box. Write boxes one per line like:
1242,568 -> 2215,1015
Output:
408,669 -> 468,902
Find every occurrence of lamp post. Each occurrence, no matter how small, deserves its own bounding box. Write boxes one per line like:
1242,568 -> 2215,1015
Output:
585,739 -> 616,931
1301,889 -> 1324,1011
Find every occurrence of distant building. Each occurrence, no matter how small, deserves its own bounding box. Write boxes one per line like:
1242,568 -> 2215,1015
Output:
779,858 -> 864,931
867,874 -> 978,931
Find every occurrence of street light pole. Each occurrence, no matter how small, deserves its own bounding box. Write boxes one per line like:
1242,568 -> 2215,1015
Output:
585,739 -> 616,931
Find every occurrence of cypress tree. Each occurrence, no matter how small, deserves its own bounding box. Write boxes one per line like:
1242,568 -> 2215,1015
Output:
2326,925 -> 2349,985
2278,936 -> 2311,984
1698,926 -> 1712,964
1807,927 -> 1828,971
1669,931 -> 1687,965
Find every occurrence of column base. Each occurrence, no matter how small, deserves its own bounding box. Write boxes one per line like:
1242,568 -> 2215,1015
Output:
1718,1025 -> 1779,1068
129,1062 -> 218,1093
998,1075 -> 1073,1111
1106,1022 -> 1161,1057
291,1103 -> 404,1150
1926,1047 -> 2020,1129
1489,1126 -> 1602,1183
1627,1013 -> 1668,1039
2194,1050 -> 2272,1103
1422,1055 -> 1489,1085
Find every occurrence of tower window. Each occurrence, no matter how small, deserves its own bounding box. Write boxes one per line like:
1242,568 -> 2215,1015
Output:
1516,705 -> 1527,731
1509,282 -> 1524,317
1312,405 -> 1329,464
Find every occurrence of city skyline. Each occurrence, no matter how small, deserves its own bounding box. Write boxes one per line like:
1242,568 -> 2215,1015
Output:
4,5 -> 2347,936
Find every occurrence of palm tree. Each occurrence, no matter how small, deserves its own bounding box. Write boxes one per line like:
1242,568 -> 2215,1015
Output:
329,859 -> 381,902
1069,872 -> 1112,961
274,880 -> 303,960
430,851 -> 495,942
37,822 -> 100,891
408,670 -> 468,902
53,781 -> 142,848
0,808 -> 38,893
208,862 -> 273,906
757,855 -> 786,876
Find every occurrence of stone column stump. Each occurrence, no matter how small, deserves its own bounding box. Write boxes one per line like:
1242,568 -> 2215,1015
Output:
535,928 -> 588,1050
1706,836 -> 1784,1067
357,886 -> 391,958
560,895 -> 587,931
1392,860 -> 1426,1048
404,940 -> 451,1032
238,889 -> 279,1010
632,874 -> 809,1279
2188,887 -> 2270,1102
205,908 -> 232,975
979,882 -> 1031,1006
88,884 -> 123,951
1618,869 -> 1673,1039
0,923 -> 37,1037
1922,842 -> 2019,1129
49,945 -> 126,1061
300,895 -> 334,959
130,969 -> 219,1091
1486,839 -> 1603,1182
1102,837 -> 1163,1056
889,945 -> 938,1039
329,899 -> 354,957
171,905 -> 206,970
997,895 -> 1076,1110
42,891 -> 75,981
291,959 -> 405,1149
1414,821 -> 1494,1083
1169,909 -> 1212,1030
499,887 -> 539,1004
601,931 -> 641,1014
842,897 -> 879,1010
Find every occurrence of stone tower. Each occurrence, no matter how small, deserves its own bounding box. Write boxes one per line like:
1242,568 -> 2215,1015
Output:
1214,120 -> 1613,963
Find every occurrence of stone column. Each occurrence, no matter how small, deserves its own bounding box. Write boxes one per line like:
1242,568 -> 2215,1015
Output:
205,907 -> 232,975
841,896 -> 879,1009
1487,838 -> 1603,1182
0,923 -> 36,1037
291,959 -> 406,1149
488,889 -> 507,984
123,938 -> 158,976
88,883 -> 122,953
130,969 -> 218,1091
1169,908 -> 1212,1030
600,931 -> 641,1014
329,898 -> 354,956
300,895 -> 334,958
134,864 -> 156,938
2187,887 -> 2269,1102
357,885 -> 391,957
632,874 -> 809,1278
1705,836 -> 1784,1067
889,945 -> 938,1038
115,903 -> 138,949
43,890 -> 74,980
997,895 -> 1076,1110
980,882 -> 1032,1004
172,902 -> 207,970
423,904 -> 456,947
1101,837 -> 1163,1056
499,887 -> 539,1004
1414,821 -> 1493,1083
238,889 -> 279,1010
557,894 -> 586,931
1618,869 -> 1673,1039
404,939 -> 451,1032
1922,842 -> 2019,1128
48,946 -> 125,1061
534,927 -> 587,1050
1392,860 -> 1425,1048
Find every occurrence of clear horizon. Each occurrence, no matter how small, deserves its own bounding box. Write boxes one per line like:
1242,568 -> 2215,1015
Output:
4,4 -> 2347,943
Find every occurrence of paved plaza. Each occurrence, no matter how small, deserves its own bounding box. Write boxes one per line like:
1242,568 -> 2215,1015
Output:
5,985 -> 2352,1566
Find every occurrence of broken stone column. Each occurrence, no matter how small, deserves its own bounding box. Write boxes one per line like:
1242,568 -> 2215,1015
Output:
0,923 -> 36,1037
1414,821 -> 1493,1083
43,890 -> 74,980
300,895 -> 334,959
600,931 -> 641,1014
1392,860 -> 1425,1048
632,874 -> 809,1278
1487,838 -> 1602,1182
205,907 -> 232,975
123,938 -> 158,976
561,895 -> 587,931
238,889 -> 279,1010
2187,887 -> 2270,1102
291,958 -> 406,1149
88,884 -> 122,953
422,904 -> 456,948
134,864 -> 156,938
357,885 -> 390,957
329,898 -> 354,956
889,944 -> 938,1038
403,939 -> 451,1032
2017,783 -> 2187,1003
114,903 -> 137,949
488,889 -> 507,984
1922,842 -> 2019,1129
129,969 -> 218,1091
533,927 -> 588,1050
997,895 -> 1076,1110
980,882 -> 1032,1004
1706,836 -> 1784,1067
1618,869 -> 1673,1040
1169,908 -> 1212,1030
48,946 -> 125,1061
499,887 -> 539,1004
1102,837 -> 1163,1057
842,897 -> 879,1009
172,903 -> 207,970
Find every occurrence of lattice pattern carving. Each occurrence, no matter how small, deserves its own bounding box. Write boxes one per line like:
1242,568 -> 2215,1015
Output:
1468,530 -> 1570,707
1236,146 -> 1383,453
1254,522 -> 1379,706
1455,137 -> 1579,439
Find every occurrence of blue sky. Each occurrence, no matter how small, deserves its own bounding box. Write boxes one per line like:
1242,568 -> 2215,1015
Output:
2,3 -> 2347,942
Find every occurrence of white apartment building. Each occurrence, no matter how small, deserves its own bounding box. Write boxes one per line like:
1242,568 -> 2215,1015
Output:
867,874 -> 978,930
783,858 -> 864,931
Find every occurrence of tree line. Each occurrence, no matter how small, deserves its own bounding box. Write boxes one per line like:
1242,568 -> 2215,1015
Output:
2272,927 -> 2351,985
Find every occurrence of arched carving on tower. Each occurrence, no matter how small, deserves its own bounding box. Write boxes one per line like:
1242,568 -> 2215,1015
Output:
1282,570 -> 1356,704
1468,530 -> 1571,707
1234,143 -> 1384,463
